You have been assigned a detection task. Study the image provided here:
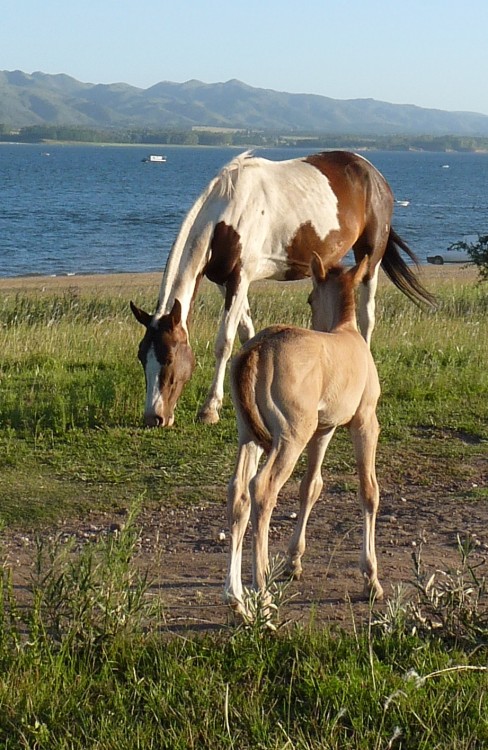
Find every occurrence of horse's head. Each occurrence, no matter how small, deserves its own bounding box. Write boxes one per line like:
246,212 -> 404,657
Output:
130,299 -> 195,427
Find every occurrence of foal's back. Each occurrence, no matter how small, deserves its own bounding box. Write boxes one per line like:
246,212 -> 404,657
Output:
232,320 -> 377,451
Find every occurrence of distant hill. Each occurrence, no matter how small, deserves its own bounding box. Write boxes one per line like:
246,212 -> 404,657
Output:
1,70 -> 488,136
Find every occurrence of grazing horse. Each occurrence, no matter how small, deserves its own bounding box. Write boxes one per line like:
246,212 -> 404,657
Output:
224,255 -> 383,620
131,150 -> 433,427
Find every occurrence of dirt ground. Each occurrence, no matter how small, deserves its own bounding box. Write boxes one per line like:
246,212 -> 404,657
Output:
3,459 -> 487,634
1,264 -> 486,633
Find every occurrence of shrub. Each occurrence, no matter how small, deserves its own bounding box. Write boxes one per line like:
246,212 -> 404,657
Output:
449,233 -> 488,281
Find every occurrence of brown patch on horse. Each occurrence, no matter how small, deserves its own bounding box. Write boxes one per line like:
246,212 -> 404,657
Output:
304,151 -> 391,277
284,152 -> 371,280
206,221 -> 242,308
285,221 -> 355,280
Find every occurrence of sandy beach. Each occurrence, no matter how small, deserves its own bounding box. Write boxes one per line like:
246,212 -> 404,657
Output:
0,264 -> 479,296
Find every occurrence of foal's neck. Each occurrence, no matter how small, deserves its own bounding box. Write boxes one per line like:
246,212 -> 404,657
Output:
321,283 -> 358,333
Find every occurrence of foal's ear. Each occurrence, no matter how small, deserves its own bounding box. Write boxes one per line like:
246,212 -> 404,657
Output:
169,298 -> 182,326
349,256 -> 370,287
130,301 -> 152,328
310,252 -> 326,282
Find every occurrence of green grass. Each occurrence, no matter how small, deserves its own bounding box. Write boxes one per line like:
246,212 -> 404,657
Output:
0,274 -> 487,747
0,275 -> 486,526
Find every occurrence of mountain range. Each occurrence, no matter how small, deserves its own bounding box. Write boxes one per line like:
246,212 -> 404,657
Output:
2,69 -> 488,136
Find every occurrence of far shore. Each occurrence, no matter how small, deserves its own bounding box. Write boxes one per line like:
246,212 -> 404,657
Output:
0,264 -> 479,296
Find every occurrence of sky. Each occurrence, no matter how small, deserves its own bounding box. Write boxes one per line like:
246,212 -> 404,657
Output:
2,0 -> 488,115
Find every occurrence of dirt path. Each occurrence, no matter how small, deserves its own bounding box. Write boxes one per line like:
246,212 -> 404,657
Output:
3,461 -> 486,634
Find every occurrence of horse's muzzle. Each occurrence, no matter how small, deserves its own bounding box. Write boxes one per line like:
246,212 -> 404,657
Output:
144,413 -> 175,428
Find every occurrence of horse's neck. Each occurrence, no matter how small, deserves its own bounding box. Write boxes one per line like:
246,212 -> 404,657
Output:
156,246 -> 206,329
155,177 -> 220,329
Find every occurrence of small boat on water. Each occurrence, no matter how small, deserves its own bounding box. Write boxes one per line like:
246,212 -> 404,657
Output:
142,154 -> 167,163
396,199 -> 410,207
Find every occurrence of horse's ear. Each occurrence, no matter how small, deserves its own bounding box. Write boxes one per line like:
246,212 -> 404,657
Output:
349,256 -> 370,287
130,301 -> 152,328
169,298 -> 182,326
310,252 -> 326,282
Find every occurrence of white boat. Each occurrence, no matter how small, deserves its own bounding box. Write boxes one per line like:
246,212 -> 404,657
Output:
142,154 -> 167,163
396,199 -> 410,207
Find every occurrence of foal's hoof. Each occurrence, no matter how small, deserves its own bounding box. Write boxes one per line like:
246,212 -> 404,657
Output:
283,564 -> 302,581
363,579 -> 384,601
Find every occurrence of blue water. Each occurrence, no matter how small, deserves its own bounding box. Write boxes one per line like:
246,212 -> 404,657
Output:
1,144 -> 487,277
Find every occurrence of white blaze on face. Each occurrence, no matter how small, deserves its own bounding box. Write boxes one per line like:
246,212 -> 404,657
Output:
144,346 -> 163,417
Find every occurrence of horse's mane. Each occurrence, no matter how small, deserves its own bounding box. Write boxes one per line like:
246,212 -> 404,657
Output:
170,151 -> 255,250
216,150 -> 255,199
157,152 -> 257,314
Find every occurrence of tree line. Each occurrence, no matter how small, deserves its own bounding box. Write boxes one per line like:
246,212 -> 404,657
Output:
1,124 -> 488,152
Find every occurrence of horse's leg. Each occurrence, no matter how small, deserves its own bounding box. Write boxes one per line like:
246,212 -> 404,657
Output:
349,409 -> 383,599
236,296 -> 255,345
250,439 -> 307,597
357,262 -> 380,346
224,440 -> 262,616
286,428 -> 336,580
198,280 -> 251,424
217,285 -> 255,345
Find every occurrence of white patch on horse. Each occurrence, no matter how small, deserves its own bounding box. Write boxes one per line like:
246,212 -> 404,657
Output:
219,158 -> 340,280
144,347 -> 163,417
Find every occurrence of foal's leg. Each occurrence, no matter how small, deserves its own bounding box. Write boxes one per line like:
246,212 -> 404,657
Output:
198,279 -> 251,424
286,428 -> 336,580
349,410 -> 383,599
357,262 -> 380,346
225,440 -> 262,614
250,440 -> 307,595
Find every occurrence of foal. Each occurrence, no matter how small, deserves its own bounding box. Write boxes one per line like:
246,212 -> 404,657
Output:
225,254 -> 383,620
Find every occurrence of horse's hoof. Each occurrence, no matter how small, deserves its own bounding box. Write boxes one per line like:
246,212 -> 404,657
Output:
198,407 -> 220,425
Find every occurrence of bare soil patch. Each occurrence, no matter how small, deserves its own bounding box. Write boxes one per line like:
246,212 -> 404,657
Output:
3,458 -> 486,635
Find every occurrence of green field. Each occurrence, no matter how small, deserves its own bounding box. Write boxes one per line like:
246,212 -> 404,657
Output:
0,271 -> 487,748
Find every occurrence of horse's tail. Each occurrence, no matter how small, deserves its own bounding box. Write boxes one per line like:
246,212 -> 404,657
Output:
382,228 -> 436,308
230,345 -> 272,453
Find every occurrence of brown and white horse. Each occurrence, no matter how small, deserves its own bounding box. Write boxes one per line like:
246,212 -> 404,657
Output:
225,254 -> 383,620
131,150 -> 433,427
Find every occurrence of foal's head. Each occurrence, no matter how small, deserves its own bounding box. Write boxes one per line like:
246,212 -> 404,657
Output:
308,254 -> 369,332
130,299 -> 195,427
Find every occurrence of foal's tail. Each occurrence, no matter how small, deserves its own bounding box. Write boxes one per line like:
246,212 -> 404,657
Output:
231,345 -> 273,453
382,228 -> 436,308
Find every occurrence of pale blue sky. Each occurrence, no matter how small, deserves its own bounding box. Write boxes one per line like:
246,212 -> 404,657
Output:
2,0 -> 487,115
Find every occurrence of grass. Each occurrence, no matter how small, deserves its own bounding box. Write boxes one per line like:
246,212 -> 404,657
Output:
0,271 -> 487,747
0,275 -> 486,526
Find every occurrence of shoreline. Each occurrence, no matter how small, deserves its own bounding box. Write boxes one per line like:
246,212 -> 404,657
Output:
0,264 -> 478,295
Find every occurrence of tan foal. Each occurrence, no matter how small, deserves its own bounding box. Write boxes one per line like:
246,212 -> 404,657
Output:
225,254 -> 383,620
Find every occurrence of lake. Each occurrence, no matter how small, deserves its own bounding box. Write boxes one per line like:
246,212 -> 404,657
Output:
1,143 -> 487,277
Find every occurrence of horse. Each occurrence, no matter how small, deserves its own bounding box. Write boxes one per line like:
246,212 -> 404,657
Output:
130,150 -> 433,427
224,254 -> 383,620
